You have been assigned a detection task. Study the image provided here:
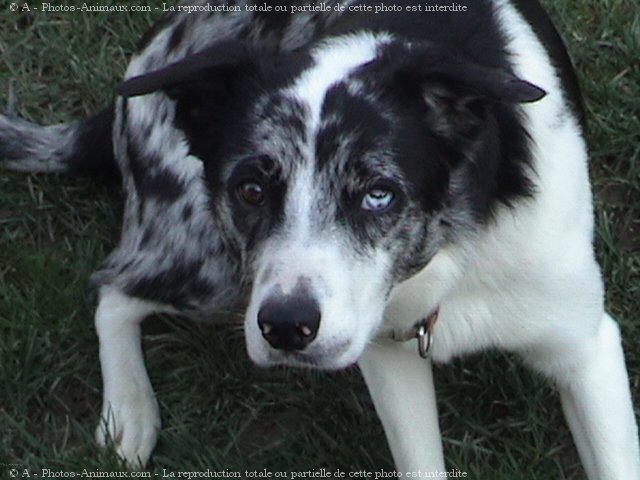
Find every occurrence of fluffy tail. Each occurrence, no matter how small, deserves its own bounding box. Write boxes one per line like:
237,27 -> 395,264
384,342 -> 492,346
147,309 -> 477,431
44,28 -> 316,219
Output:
0,106 -> 118,180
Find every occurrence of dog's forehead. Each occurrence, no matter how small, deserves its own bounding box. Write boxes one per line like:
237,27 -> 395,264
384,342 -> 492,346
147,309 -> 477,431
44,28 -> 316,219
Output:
285,34 -> 384,130
250,34 -> 392,173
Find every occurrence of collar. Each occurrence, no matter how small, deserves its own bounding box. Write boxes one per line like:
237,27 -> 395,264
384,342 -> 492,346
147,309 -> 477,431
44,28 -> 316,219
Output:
378,308 -> 439,359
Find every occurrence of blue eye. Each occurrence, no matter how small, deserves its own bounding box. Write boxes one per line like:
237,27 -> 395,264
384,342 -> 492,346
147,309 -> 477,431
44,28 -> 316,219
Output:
360,188 -> 394,212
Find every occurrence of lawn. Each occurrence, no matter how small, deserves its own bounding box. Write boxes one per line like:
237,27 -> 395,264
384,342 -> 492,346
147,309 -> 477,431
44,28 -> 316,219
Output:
0,0 -> 638,478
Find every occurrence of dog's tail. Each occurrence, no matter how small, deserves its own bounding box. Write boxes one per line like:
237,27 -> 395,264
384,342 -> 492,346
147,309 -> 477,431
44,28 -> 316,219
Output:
0,105 -> 118,180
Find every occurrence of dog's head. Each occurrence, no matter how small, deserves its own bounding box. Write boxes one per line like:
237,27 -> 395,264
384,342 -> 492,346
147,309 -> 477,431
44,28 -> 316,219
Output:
119,35 -> 544,369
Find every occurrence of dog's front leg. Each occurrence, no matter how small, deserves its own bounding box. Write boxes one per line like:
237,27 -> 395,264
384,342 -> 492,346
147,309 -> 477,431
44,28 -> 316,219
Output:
525,313 -> 640,480
557,315 -> 640,480
94,286 -> 164,469
358,342 -> 445,475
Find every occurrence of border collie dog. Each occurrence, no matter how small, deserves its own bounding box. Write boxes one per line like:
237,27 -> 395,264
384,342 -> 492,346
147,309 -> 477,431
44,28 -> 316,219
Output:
1,0 -> 638,477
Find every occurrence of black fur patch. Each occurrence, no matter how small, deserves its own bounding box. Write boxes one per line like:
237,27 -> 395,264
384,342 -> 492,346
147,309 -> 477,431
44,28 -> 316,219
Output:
67,107 -> 119,181
167,20 -> 187,52
126,261 -> 216,308
315,84 -> 390,172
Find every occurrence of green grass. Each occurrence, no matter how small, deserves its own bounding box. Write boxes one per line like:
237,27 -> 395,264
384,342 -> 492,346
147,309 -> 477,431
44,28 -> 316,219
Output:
0,0 -> 638,478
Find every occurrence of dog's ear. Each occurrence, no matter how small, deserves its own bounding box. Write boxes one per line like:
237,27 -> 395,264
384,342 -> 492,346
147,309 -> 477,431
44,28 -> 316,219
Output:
369,42 -> 546,140
117,41 -> 272,139
375,42 -> 546,104
117,41 -> 259,99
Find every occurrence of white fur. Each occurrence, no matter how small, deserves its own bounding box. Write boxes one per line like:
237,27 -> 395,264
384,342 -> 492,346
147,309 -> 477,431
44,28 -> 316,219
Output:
359,346 -> 445,474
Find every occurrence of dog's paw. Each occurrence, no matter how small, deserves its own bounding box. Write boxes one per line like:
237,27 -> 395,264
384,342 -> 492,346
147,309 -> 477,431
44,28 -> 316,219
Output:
95,391 -> 160,470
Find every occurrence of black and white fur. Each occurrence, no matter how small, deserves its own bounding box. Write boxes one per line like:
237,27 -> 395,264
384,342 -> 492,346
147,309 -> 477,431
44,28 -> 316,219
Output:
2,0 -> 638,477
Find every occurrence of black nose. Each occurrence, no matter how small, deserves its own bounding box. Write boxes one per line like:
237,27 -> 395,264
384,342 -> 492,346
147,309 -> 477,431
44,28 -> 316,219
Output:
257,292 -> 321,352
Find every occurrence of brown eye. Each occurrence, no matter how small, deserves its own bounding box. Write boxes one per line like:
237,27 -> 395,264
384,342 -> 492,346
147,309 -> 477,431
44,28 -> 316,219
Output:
237,181 -> 265,206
